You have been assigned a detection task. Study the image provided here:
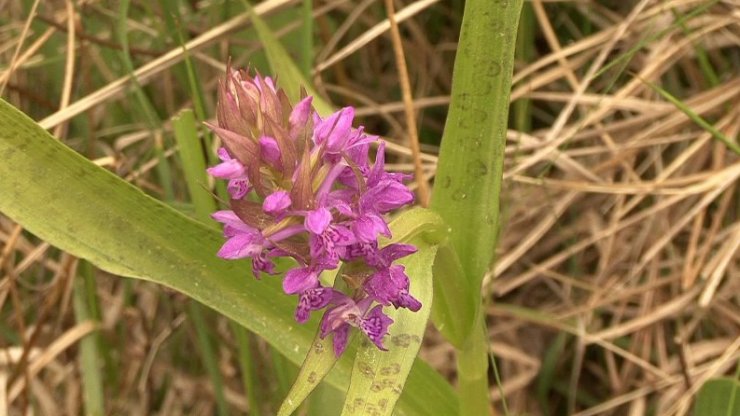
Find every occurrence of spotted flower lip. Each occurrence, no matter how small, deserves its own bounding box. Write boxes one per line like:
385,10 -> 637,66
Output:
207,68 -> 418,356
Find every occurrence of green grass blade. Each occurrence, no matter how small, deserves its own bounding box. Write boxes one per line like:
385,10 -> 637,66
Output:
188,302 -> 230,416
271,350 -> 300,410
173,109 -> 217,222
300,0 -> 313,78
514,2 -> 534,133
73,261 -> 105,416
0,98 -> 457,416
232,324 -> 263,416
640,79 -> 740,155
536,332 -> 568,416
174,108 -> 230,416
118,0 -> 175,201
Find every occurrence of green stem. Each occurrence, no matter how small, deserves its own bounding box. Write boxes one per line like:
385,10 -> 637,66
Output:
73,261 -> 105,416
232,322 -> 262,416
189,302 -> 230,416
456,310 -> 490,416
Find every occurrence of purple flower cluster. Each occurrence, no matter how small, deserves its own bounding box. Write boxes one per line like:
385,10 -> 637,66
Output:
207,69 -> 419,356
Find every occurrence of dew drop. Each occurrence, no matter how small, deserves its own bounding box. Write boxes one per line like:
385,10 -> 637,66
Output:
468,160 -> 488,176
452,190 -> 467,201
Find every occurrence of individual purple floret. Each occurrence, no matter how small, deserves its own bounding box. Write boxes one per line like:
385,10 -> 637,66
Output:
207,68 -> 417,356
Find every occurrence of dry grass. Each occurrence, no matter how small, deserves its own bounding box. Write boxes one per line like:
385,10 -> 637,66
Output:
1,0 -> 739,415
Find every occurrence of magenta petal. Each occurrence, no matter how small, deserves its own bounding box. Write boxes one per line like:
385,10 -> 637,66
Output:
326,107 -> 354,151
360,305 -> 393,350
364,269 -> 396,305
332,324 -> 351,356
263,190 -> 292,215
282,267 -> 319,294
227,178 -> 250,199
394,292 -> 422,312
263,76 -> 277,92
216,147 -> 231,161
207,158 -> 245,179
295,286 -> 333,323
212,210 -> 241,225
378,243 -> 417,265
251,252 -> 276,278
352,214 -> 389,243
290,96 -> 313,129
320,294 -> 356,337
367,140 -> 386,185
217,233 -> 261,259
314,107 -> 354,151
259,136 -> 281,165
212,210 -> 255,235
305,207 -> 332,235
363,180 -> 414,213
351,216 -> 378,243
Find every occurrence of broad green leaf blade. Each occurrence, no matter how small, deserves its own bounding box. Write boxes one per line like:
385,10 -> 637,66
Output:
429,0 -> 523,324
694,378 -> 740,416
382,207 -> 446,245
341,236 -> 436,416
278,208 -> 443,415
428,0 -> 523,414
278,333 -> 340,416
429,243 -> 474,348
0,99 -> 457,416
386,206 -> 476,348
243,1 -> 333,117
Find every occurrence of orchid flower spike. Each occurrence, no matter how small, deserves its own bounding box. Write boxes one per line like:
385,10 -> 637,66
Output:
207,68 -> 417,356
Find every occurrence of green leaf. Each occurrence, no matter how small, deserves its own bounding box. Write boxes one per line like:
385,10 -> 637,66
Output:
429,243 -> 474,348
278,208 -> 444,415
428,0 -> 523,413
278,333 -> 341,416
0,99 -> 457,416
430,0 -> 522,318
694,378 -> 740,416
341,235 -> 436,416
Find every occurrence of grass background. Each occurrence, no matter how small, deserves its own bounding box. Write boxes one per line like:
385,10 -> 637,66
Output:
1,0 -> 739,415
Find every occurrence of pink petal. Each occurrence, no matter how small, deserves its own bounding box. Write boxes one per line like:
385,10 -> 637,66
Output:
290,96 -> 313,129
262,190 -> 292,215
217,233 -> 261,259
305,207 -> 332,235
207,159 -> 245,180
